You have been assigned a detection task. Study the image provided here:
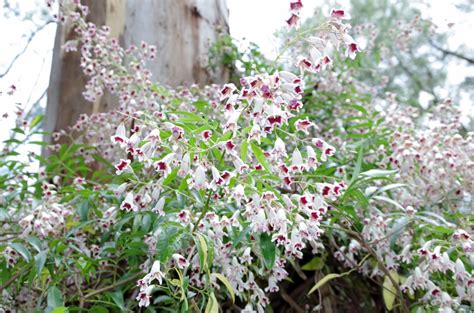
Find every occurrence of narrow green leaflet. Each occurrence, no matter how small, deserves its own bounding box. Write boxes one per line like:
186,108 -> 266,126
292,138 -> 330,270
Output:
77,199 -> 90,222
162,168 -> 179,186
156,224 -> 186,262
301,256 -> 324,271
308,273 -> 342,295
10,242 -> 32,262
211,273 -> 236,303
205,292 -> 219,313
29,115 -> 44,129
383,271 -> 399,311
360,169 -> 397,178
26,236 -> 43,253
35,250 -> 48,276
350,145 -> 364,185
259,233 -> 276,269
108,291 -> 125,310
376,183 -> 407,194
47,286 -> 65,308
250,142 -> 271,173
194,233 -> 209,271
308,255 -> 371,295
168,111 -> 208,123
419,211 -> 456,227
240,139 -> 248,161
372,195 -> 405,211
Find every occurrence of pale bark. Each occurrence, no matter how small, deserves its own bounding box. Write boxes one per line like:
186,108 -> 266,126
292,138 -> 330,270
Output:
124,0 -> 229,86
44,0 -> 229,148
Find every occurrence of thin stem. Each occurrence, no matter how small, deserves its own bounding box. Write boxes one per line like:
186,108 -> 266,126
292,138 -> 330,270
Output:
192,149 -> 226,233
355,233 -> 409,313
0,20 -> 54,78
0,265 -> 32,292
83,272 -> 143,299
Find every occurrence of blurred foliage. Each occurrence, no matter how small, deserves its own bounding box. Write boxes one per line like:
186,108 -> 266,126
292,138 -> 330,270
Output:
208,35 -> 281,84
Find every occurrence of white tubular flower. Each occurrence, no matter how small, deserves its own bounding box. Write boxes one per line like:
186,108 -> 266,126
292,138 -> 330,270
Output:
120,192 -> 137,212
172,254 -> 190,269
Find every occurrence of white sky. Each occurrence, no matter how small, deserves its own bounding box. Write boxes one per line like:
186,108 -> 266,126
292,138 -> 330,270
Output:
0,0 -> 473,143
227,0 -> 320,58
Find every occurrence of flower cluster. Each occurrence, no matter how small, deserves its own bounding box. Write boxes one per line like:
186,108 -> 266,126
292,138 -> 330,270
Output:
380,98 -> 473,212
18,186 -> 72,239
330,96 -> 473,311
3,247 -> 19,268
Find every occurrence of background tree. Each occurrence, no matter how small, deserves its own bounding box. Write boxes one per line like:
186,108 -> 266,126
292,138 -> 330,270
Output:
44,0 -> 229,147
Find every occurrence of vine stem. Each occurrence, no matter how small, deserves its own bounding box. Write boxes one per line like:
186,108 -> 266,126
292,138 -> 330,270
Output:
191,149 -> 226,233
0,269 -> 24,292
83,271 -> 144,299
355,233 -> 410,313
324,222 -> 408,311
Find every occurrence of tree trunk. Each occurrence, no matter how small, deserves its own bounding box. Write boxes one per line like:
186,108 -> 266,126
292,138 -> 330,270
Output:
44,0 -> 229,148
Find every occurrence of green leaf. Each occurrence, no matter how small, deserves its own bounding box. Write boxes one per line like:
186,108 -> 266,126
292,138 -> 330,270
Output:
26,236 -> 43,253
432,226 -> 455,235
194,233 -> 208,271
3,138 -> 22,145
233,225 -> 250,248
347,122 -> 372,131
205,292 -> 219,313
211,273 -> 235,303
11,127 -> 25,135
29,141 -> 48,146
47,286 -> 65,308
360,169 -> 397,178
383,271 -> 399,311
30,115 -> 44,129
346,188 -> 369,209
78,199 -> 90,222
219,131 -> 233,142
377,183 -> 407,194
301,256 -> 324,271
419,211 -> 455,227
350,145 -> 364,184
35,250 -> 48,276
240,139 -> 248,161
193,100 -> 208,111
162,167 -> 178,186
250,142 -> 271,173
90,306 -> 109,313
109,291 -> 124,310
169,111 -> 207,123
10,243 -> 32,262
350,104 -> 369,116
372,196 -> 405,211
259,233 -> 276,269
308,273 -> 341,295
51,307 -> 68,313
178,175 -> 189,192
151,83 -> 171,97
156,224 -> 186,262
0,208 -> 9,221
307,254 -> 372,296
207,235 -> 215,269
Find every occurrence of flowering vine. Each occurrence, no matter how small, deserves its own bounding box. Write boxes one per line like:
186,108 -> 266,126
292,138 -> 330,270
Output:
0,0 -> 471,312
